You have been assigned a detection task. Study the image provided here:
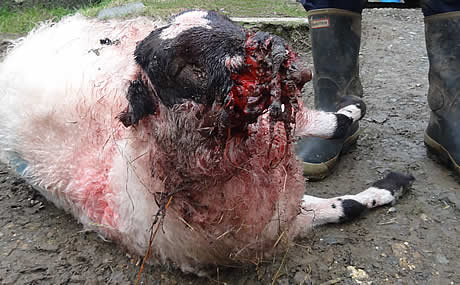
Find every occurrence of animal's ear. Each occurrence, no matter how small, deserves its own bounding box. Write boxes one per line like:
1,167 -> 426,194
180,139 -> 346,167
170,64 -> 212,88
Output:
117,79 -> 157,127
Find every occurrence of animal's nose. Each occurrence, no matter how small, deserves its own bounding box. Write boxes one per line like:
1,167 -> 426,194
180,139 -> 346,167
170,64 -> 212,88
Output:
292,67 -> 312,88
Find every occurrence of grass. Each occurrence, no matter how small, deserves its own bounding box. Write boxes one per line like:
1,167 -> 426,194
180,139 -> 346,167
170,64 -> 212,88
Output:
0,0 -> 306,34
0,6 -> 72,34
83,0 -> 306,19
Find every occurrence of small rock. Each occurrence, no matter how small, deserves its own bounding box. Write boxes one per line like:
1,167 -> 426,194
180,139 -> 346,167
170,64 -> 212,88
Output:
347,266 -> 369,283
420,213 -> 429,221
97,2 -> 145,19
323,237 -> 341,245
436,254 -> 449,265
387,207 -> 397,214
370,113 -> 389,124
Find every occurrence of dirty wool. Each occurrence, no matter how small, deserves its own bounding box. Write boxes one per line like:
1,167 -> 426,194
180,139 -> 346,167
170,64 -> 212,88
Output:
0,10 -> 413,275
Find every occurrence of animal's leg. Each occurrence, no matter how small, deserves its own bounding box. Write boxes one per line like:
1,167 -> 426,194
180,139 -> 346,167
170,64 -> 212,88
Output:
295,100 -> 365,139
295,172 -> 414,236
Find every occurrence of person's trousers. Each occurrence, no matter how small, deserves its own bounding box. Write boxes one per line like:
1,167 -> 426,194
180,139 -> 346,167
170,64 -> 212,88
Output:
298,0 -> 460,16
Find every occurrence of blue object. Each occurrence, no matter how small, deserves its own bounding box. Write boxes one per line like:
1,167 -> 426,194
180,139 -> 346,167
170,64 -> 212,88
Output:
8,153 -> 29,175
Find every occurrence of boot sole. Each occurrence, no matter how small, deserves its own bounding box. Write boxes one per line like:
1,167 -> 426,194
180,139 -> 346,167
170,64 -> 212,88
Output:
301,128 -> 360,181
424,132 -> 460,176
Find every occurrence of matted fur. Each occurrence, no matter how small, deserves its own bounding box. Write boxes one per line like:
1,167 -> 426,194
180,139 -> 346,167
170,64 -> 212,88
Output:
0,15 -> 309,273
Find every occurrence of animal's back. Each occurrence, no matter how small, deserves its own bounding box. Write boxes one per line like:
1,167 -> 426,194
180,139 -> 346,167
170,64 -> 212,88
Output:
0,14 -> 155,157
0,15 -> 160,249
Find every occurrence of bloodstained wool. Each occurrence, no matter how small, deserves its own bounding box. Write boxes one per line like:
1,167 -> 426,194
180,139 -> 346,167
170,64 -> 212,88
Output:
0,11 -> 314,274
223,32 -> 302,136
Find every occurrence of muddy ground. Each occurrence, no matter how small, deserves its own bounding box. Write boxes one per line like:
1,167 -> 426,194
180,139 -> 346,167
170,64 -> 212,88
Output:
0,8 -> 459,285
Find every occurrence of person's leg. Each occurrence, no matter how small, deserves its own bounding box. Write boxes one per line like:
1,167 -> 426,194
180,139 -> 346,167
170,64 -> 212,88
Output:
421,0 -> 460,176
296,0 -> 367,180
420,0 -> 460,17
299,0 -> 367,13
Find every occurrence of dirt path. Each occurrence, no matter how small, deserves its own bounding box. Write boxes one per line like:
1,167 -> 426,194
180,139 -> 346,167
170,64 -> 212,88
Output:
1,8 -> 459,285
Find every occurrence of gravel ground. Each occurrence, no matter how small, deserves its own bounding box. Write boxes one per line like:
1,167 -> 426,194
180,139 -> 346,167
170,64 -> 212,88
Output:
1,8 -> 459,285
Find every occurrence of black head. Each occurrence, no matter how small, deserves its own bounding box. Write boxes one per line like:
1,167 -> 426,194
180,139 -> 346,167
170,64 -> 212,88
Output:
120,10 -> 311,133
134,10 -> 246,107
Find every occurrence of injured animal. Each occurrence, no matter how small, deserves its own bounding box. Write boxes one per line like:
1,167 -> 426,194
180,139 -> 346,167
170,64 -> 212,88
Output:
0,10 -> 413,276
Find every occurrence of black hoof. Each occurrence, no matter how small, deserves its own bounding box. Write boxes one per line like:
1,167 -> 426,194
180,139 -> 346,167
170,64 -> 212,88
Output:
372,171 -> 415,196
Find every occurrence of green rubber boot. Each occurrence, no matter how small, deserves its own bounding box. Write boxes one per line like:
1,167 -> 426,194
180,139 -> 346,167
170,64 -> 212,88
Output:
296,9 -> 364,180
424,12 -> 460,177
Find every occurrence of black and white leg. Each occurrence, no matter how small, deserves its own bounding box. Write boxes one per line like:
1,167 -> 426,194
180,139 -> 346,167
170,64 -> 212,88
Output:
295,172 -> 414,235
295,100 -> 366,139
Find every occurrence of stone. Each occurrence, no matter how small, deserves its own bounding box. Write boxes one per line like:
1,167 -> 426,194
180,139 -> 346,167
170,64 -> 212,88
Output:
97,2 -> 145,19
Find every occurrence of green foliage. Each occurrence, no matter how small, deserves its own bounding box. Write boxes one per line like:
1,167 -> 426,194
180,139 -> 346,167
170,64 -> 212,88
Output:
0,0 -> 306,34
0,6 -> 72,34
140,0 -> 305,19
